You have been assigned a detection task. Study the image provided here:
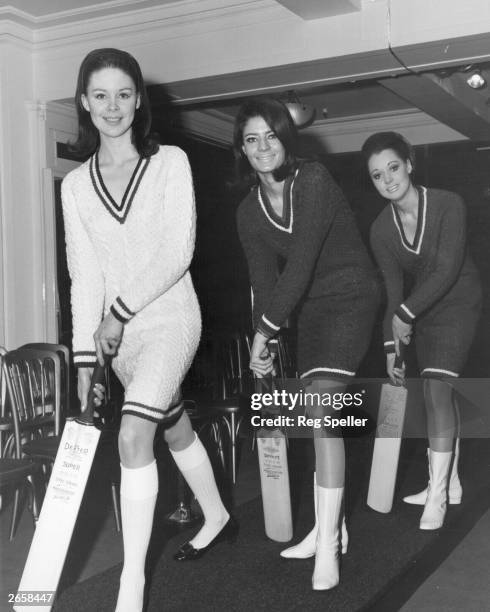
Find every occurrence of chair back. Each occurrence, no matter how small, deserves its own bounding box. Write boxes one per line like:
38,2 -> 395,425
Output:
182,331 -> 253,402
3,348 -> 62,438
215,331 -> 253,398
20,343 -> 70,412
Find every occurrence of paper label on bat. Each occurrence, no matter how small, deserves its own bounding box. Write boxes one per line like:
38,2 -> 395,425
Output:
376,385 -> 407,438
259,438 -> 288,481
44,420 -> 100,507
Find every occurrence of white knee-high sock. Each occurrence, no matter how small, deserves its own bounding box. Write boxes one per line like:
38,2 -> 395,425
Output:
116,460 -> 158,612
170,433 -> 229,549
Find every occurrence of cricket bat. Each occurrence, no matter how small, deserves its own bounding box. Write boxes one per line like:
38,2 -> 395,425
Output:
14,360 -> 107,611
367,348 -> 407,513
256,373 -> 293,543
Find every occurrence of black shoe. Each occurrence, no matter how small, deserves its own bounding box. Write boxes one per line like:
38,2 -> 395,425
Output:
173,516 -> 239,561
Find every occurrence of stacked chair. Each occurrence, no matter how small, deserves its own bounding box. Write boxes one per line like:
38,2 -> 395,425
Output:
0,347 -> 41,540
188,330 -> 254,486
184,329 -> 296,488
0,343 -> 121,538
21,343 -> 71,416
163,331 -> 253,523
4,348 -> 63,472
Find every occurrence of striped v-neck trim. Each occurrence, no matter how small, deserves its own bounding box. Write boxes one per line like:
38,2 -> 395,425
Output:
89,152 -> 150,224
391,185 -> 427,255
257,169 -> 298,233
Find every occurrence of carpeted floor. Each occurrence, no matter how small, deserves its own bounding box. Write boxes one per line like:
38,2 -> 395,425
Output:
52,436 -> 490,612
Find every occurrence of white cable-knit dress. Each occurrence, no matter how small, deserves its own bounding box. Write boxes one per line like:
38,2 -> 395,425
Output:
62,145 -> 201,423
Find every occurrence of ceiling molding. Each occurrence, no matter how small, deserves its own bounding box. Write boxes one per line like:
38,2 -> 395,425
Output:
180,109 -> 234,147
0,0 -> 203,27
47,102 -> 461,154
309,108 -> 462,135
46,100 -> 77,121
174,108 -> 467,153
301,110 -> 467,154
0,6 -> 36,26
0,19 -> 34,44
3,0 -> 275,44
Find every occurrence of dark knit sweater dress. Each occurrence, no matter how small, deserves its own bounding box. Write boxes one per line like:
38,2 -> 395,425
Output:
370,186 -> 481,378
237,161 -> 379,379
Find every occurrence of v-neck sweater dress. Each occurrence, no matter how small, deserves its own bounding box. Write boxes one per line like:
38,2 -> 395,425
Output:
237,161 -> 380,380
370,186 -> 481,378
62,145 -> 201,423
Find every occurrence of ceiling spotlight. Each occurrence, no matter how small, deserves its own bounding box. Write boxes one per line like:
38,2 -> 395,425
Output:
466,69 -> 486,89
283,91 -> 316,128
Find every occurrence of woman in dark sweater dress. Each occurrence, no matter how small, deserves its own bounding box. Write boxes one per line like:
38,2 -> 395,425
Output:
363,131 -> 481,530
234,98 -> 379,590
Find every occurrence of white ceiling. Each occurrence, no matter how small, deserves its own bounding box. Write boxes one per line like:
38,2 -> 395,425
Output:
0,0 -> 362,20
0,0 -> 181,19
3,0 -> 490,146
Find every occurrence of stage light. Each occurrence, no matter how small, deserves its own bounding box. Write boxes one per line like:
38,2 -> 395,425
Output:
284,91 -> 316,128
466,69 -> 486,89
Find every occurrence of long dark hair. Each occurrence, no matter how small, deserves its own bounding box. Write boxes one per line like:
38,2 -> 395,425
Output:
232,97 -> 299,188
70,48 -> 159,158
361,131 -> 415,169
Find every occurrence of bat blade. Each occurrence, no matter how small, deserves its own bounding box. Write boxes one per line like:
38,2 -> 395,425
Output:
367,381 -> 408,513
14,363 -> 105,611
257,428 -> 293,542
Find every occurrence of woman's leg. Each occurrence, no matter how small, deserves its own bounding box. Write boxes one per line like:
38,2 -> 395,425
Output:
403,393 -> 462,505
165,411 -> 230,552
308,380 -> 345,487
425,378 -> 456,452
280,471 -> 348,559
116,415 -> 159,612
307,379 -> 346,590
419,378 -> 456,530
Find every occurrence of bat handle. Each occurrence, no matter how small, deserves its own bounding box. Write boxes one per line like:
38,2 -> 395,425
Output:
394,344 -> 405,370
76,357 -> 109,425
254,346 -> 275,388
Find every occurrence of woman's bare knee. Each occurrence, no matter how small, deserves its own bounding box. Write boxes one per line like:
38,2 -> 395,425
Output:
118,415 -> 157,467
423,377 -> 453,412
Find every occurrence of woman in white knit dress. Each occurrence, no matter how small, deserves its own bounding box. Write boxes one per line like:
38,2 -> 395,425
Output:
62,48 -> 236,612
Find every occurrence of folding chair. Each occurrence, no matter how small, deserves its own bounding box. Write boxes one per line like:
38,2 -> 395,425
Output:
4,348 -> 121,531
0,352 -> 41,539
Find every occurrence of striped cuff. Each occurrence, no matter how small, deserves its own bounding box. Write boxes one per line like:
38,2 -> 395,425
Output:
395,303 -> 415,324
384,340 -> 396,355
110,296 -> 135,323
74,351 -> 97,368
256,314 -> 280,339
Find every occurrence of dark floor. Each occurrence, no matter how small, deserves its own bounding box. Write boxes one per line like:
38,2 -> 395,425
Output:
2,434 -> 490,612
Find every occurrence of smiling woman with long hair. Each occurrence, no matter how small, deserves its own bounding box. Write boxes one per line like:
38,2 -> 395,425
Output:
234,97 -> 379,591
363,131 -> 482,531
63,48 -> 234,612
